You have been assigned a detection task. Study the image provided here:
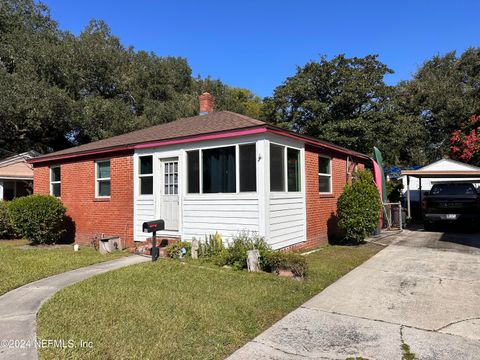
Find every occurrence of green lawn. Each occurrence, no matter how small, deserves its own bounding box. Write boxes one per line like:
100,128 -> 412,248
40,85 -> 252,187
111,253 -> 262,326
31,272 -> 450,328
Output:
37,243 -> 382,360
0,240 -> 128,296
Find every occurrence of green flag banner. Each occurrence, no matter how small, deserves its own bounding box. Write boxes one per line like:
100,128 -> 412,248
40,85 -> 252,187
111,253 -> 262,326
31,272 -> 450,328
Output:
373,147 -> 387,202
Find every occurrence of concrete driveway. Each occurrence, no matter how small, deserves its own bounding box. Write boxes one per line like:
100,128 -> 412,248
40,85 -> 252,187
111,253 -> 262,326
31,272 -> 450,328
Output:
229,229 -> 480,360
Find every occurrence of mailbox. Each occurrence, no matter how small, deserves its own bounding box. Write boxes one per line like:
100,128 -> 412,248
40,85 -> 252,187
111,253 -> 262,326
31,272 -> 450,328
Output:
142,219 -> 165,262
142,220 -> 165,233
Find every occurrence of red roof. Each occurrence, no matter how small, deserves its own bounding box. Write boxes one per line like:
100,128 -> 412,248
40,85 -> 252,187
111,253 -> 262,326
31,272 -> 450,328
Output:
30,111 -> 369,163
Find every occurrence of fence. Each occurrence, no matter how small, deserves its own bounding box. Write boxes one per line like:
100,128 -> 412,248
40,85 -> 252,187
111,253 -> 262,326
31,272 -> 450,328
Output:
382,202 -> 405,230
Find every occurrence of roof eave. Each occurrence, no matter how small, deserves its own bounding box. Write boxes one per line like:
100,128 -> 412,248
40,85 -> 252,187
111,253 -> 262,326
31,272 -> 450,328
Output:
265,125 -> 371,160
29,123 -> 371,165
29,126 -> 268,165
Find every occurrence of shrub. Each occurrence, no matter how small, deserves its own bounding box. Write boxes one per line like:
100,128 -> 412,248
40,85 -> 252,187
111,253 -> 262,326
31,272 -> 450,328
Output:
337,170 -> 381,243
198,232 -> 224,258
8,195 -> 66,245
165,241 -> 191,258
0,202 -> 15,239
263,251 -> 307,278
221,231 -> 272,270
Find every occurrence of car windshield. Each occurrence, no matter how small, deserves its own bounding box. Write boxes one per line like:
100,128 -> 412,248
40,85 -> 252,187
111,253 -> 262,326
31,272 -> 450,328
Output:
430,184 -> 477,195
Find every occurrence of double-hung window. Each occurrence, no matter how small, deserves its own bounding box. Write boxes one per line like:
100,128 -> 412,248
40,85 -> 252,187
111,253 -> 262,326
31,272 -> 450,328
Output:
139,156 -> 153,195
269,144 -> 301,192
96,160 -> 111,197
318,156 -> 332,193
50,166 -> 61,197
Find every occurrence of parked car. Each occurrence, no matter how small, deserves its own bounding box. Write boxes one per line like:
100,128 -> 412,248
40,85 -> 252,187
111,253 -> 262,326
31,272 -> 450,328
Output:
423,183 -> 480,230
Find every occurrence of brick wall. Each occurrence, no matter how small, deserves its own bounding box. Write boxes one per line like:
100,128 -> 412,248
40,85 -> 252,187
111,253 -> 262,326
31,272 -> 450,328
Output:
33,153 -> 135,247
300,145 -> 368,250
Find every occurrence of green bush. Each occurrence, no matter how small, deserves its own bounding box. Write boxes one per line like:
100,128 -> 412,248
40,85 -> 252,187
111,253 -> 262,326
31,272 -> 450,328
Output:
0,202 -> 16,239
337,170 -> 381,243
8,195 -> 66,245
221,231 -> 271,270
165,241 -> 191,258
198,232 -> 224,258
263,251 -> 307,278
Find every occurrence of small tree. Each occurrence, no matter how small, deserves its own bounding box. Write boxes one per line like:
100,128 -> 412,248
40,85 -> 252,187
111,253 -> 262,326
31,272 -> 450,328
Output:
337,170 -> 381,243
450,115 -> 480,166
8,195 -> 66,245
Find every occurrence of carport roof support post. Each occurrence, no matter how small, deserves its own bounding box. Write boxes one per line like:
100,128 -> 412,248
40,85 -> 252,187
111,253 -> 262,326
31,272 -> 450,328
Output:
407,175 -> 411,219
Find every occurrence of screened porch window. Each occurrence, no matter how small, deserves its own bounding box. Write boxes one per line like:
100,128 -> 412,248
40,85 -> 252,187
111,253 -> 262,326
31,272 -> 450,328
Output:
187,150 -> 200,193
187,144 -> 257,194
270,144 -> 301,192
287,148 -> 300,192
270,144 -> 284,191
202,146 -> 236,193
239,144 -> 256,192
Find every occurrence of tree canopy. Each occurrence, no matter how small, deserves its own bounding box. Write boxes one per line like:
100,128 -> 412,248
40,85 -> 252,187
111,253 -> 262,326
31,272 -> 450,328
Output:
263,54 -> 426,165
0,0 -> 261,153
1,0 -> 480,167
397,49 -> 480,163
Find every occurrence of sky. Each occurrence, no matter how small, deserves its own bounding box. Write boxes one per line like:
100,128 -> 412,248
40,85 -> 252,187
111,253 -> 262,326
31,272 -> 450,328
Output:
43,0 -> 480,98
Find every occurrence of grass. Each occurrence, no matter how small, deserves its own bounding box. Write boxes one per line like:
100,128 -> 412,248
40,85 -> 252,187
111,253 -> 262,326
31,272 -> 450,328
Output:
37,243 -> 382,360
0,240 -> 128,296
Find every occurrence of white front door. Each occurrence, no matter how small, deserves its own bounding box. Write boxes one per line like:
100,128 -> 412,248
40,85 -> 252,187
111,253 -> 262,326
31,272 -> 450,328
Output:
160,158 -> 179,231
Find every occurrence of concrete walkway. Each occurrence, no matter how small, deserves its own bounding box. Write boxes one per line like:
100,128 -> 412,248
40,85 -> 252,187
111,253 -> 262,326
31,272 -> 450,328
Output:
0,255 -> 149,360
229,230 -> 480,360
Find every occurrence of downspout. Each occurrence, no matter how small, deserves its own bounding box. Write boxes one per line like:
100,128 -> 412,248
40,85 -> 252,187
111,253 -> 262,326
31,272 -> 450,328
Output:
346,156 -> 350,183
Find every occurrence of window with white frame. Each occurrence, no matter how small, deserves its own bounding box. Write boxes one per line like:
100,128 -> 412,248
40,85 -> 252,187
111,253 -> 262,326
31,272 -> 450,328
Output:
186,144 -> 257,194
318,156 -> 332,193
287,148 -> 300,192
163,160 -> 178,195
270,144 -> 284,191
239,144 -> 256,192
270,144 -> 301,192
139,156 -> 153,195
96,160 -> 111,197
202,146 -> 236,193
50,166 -> 61,197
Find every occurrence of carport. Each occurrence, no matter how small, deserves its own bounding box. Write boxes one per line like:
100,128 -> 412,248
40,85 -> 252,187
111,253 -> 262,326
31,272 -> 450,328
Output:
401,169 -> 480,218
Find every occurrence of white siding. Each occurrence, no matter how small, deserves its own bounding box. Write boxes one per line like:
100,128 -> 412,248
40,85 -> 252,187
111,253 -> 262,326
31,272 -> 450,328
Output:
182,196 -> 259,242
134,197 -> 156,241
268,194 -> 305,249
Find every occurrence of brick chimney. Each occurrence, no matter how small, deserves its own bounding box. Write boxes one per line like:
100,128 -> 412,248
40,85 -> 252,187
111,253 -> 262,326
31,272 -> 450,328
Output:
198,92 -> 214,115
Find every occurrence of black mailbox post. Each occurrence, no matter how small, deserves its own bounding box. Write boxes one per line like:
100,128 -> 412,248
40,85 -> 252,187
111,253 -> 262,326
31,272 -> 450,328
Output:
142,220 -> 165,262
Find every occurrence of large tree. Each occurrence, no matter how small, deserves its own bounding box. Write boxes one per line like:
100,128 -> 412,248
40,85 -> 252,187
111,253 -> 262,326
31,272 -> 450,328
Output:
263,54 -> 425,165
0,0 -> 263,155
399,48 -> 480,162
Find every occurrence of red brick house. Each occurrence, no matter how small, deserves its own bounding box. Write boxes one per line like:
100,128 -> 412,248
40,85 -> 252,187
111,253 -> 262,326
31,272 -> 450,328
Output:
31,93 -> 370,250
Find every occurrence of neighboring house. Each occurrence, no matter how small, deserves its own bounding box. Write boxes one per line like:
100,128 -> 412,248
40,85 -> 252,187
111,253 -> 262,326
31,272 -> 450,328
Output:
399,158 -> 480,217
0,151 -> 38,201
30,93 -> 370,250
